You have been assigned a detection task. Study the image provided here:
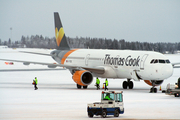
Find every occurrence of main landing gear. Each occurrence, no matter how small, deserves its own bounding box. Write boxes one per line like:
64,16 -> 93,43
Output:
122,79 -> 134,89
77,84 -> 88,89
150,80 -> 157,93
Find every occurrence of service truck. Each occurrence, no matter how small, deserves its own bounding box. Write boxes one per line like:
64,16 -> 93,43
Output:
87,91 -> 124,118
165,83 -> 180,97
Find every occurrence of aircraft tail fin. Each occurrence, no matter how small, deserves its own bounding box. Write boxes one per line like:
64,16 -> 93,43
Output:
54,12 -> 70,50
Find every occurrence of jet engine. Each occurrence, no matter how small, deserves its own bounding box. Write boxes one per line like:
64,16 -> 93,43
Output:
72,70 -> 93,86
144,80 -> 164,86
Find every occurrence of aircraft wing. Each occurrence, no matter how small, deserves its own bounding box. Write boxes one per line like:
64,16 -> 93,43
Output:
13,51 -> 105,74
0,68 -> 65,72
0,59 -> 105,74
172,62 -> 180,68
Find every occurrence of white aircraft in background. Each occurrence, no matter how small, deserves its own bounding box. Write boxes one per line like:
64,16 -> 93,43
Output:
1,12 -> 180,93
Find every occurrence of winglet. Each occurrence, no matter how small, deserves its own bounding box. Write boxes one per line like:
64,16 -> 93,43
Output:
54,12 -> 70,50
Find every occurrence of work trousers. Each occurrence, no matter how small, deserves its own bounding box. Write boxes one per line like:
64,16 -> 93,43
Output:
34,84 -> 38,90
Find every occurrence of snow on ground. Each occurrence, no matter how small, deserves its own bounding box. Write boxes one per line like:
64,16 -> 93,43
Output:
0,48 -> 180,120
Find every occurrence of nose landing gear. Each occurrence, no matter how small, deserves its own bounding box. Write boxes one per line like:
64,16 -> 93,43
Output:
150,80 -> 157,93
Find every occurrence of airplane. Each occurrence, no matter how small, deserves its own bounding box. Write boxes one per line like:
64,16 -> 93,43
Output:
0,12 -> 180,93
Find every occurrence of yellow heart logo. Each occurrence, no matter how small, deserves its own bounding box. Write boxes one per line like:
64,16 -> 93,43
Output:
55,27 -> 65,46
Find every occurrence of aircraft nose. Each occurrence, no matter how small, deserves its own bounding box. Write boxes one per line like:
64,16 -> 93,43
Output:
161,65 -> 173,79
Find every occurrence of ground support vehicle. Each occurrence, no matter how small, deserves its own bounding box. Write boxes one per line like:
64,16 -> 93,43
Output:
87,91 -> 124,118
165,83 -> 180,97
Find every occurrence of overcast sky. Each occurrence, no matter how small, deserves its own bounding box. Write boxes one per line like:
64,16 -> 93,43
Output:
0,0 -> 180,43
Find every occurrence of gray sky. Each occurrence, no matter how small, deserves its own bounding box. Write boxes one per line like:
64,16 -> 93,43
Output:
0,0 -> 180,43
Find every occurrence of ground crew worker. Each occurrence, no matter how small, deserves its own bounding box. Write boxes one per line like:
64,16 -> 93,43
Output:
105,79 -> 108,90
96,77 -> 100,90
34,77 -> 38,90
104,93 -> 111,100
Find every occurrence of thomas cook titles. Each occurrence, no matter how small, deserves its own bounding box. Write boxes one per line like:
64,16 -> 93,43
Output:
104,54 -> 140,66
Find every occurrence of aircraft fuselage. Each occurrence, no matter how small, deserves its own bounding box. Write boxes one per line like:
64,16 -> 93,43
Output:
51,49 -> 173,81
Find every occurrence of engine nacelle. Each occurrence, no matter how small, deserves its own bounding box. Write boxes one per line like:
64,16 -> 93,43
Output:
72,70 -> 93,86
144,80 -> 164,86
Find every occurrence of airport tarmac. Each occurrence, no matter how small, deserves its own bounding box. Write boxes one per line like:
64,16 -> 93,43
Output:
0,48 -> 180,120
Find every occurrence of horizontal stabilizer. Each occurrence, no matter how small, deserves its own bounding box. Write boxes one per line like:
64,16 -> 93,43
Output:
20,51 -> 54,56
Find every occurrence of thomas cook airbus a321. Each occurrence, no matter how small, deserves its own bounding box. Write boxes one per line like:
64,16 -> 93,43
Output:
1,12 -> 180,93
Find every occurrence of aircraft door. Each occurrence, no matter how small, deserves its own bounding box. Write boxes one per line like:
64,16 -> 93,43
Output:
140,54 -> 148,70
85,54 -> 90,66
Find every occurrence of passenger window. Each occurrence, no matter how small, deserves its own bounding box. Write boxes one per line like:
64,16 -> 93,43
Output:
159,59 -> 165,63
154,59 -> 158,63
150,59 -> 154,64
166,60 -> 170,63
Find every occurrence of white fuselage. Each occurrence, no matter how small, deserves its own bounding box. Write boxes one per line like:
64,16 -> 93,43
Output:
55,49 -> 173,81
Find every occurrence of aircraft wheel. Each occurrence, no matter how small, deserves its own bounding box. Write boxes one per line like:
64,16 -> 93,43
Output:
150,88 -> 153,93
129,81 -> 134,89
150,88 -> 157,93
123,81 -> 128,89
77,84 -> 82,89
83,86 -> 88,89
154,88 -> 157,93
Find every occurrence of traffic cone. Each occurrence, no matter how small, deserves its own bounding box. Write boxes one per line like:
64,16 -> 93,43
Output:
159,86 -> 162,91
103,83 -> 104,89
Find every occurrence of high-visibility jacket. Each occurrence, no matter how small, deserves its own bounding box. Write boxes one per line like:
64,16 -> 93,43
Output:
34,78 -> 38,84
105,79 -> 108,86
104,95 -> 111,100
96,78 -> 100,85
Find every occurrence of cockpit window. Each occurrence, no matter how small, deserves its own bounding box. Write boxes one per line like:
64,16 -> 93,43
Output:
150,59 -> 170,64
154,59 -> 158,63
150,59 -> 154,63
159,59 -> 165,63
166,60 -> 170,63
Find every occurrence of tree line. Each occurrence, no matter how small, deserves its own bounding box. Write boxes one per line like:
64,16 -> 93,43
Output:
0,35 -> 180,54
